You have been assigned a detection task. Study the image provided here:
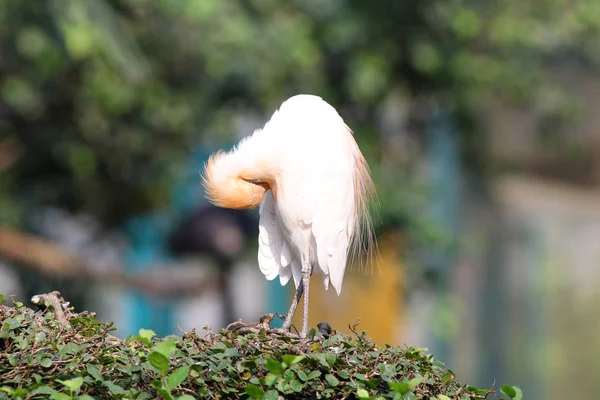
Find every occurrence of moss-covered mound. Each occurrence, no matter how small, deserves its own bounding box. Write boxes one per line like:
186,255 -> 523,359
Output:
0,292 -> 520,399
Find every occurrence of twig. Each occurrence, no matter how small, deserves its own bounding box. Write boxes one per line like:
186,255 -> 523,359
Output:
348,317 -> 362,335
274,312 -> 299,334
31,291 -> 69,325
29,290 -> 122,346
484,379 -> 497,400
225,314 -> 301,339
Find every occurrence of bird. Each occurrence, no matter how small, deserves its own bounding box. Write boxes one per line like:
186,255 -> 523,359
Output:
201,94 -> 376,338
317,321 -> 334,339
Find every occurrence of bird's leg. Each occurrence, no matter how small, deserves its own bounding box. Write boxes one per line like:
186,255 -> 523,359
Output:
281,280 -> 303,331
300,253 -> 312,339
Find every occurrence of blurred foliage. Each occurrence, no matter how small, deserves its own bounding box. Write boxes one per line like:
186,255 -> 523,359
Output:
0,0 -> 599,233
0,294 -> 521,399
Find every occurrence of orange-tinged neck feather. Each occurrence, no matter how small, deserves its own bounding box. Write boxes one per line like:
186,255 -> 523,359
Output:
202,152 -> 274,210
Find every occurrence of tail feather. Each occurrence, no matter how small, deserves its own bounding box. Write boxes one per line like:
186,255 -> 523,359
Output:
347,125 -> 379,275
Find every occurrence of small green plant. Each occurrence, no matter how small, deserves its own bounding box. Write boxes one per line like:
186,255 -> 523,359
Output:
0,293 -> 521,399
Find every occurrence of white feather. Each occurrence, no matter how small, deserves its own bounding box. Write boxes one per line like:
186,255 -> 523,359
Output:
258,190 -> 301,287
249,94 -> 364,295
257,191 -> 281,281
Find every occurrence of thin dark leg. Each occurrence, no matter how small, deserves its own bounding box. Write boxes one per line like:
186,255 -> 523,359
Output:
298,249 -> 313,338
300,264 -> 312,338
281,281 -> 303,331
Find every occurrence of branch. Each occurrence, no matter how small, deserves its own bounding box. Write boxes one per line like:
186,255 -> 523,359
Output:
225,314 -> 302,339
28,290 -> 121,346
0,229 -> 218,298
31,291 -> 69,325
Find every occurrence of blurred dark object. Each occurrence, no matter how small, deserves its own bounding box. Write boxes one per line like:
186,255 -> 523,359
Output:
168,206 -> 257,327
317,321 -> 334,339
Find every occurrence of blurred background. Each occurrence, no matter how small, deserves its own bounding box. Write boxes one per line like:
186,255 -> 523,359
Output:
1,0 -> 599,398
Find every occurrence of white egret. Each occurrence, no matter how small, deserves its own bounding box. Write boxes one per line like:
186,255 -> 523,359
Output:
202,94 -> 376,338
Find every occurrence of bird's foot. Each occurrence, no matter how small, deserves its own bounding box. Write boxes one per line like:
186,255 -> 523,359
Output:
226,313 -> 274,332
225,314 -> 301,338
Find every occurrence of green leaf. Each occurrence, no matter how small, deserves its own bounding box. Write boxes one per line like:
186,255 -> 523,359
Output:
407,376 -> 423,389
151,380 -> 172,399
0,387 -> 13,395
325,374 -> 339,386
137,392 -> 153,400
50,392 -> 72,400
501,385 -> 522,400
148,351 -> 170,375
167,365 -> 189,390
177,396 -> 196,400
325,352 -> 337,366
57,377 -> 83,393
154,338 -> 177,358
86,365 -> 102,381
500,385 -> 516,397
281,354 -> 304,366
245,383 -> 264,399
441,372 -> 453,383
264,390 -> 279,400
356,388 -> 370,398
31,385 -> 53,395
4,318 -> 20,329
78,396 -> 95,400
103,381 -> 127,395
138,328 -> 156,340
156,387 -> 173,400
290,379 -> 303,392
298,370 -> 308,382
224,347 -> 240,357
266,358 -> 283,375
337,370 -> 351,379
403,392 -> 417,400
40,358 -> 53,368
466,385 -> 490,395
307,370 -> 321,380
438,395 -> 451,400
389,382 -> 410,394
12,388 -> 27,397
0,293 -> 5,305
210,342 -> 228,351
265,373 -> 278,387
512,387 -> 523,400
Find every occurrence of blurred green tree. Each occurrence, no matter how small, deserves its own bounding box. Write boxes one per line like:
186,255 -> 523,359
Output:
0,0 -> 597,236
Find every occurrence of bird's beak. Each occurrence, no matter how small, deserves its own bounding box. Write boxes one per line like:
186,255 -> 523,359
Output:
243,178 -> 271,190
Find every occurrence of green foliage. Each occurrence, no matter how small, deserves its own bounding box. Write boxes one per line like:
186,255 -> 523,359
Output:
0,298 -> 520,399
1,0 -> 598,231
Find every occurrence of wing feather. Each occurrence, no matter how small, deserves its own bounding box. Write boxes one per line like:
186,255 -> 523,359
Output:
290,258 -> 302,288
313,218 -> 351,294
258,190 -> 300,287
258,191 -> 282,281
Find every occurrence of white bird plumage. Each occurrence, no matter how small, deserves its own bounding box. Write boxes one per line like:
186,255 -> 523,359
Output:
202,94 -> 376,337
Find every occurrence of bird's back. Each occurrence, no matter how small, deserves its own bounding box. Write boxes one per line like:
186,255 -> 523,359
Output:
257,95 -> 375,295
